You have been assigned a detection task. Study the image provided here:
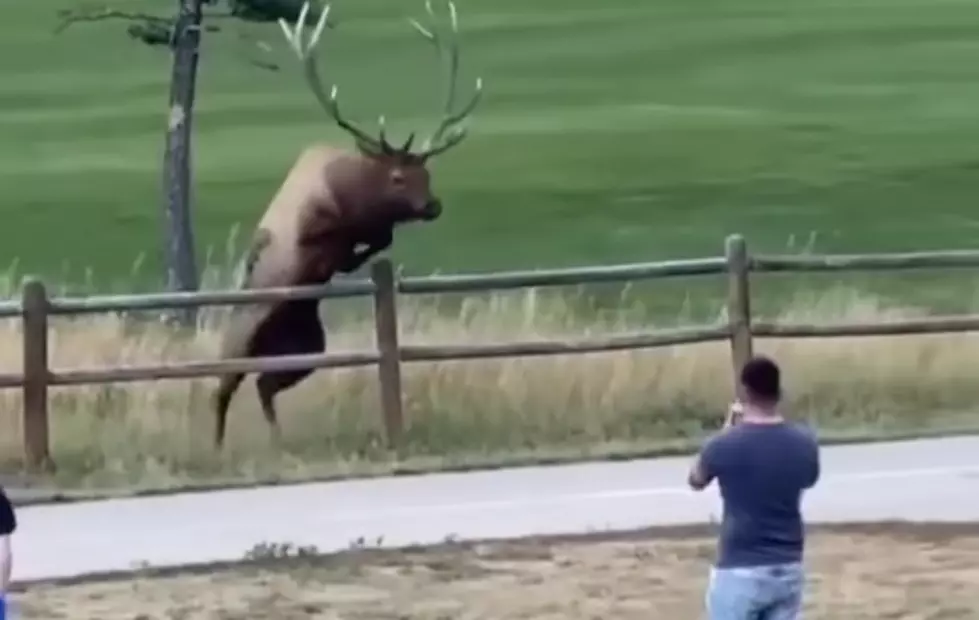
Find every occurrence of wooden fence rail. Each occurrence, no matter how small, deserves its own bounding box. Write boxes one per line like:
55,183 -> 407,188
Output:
10,233 -> 979,471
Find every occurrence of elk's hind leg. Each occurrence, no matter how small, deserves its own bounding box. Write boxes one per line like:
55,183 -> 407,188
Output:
251,300 -> 326,445
256,371 -> 312,445
213,372 -> 246,449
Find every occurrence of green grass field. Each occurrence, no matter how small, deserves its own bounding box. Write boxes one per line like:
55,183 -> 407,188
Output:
7,0 -> 979,492
8,0 -> 979,293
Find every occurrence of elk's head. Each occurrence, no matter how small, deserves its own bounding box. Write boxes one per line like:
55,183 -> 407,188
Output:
279,0 -> 483,224
352,136 -> 441,223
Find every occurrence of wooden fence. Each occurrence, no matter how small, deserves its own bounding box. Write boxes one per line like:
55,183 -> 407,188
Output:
10,232 -> 979,471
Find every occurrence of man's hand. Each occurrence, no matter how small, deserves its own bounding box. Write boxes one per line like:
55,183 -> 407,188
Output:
722,401 -> 744,430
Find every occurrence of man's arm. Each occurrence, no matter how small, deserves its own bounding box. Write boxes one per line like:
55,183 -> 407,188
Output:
804,441 -> 821,489
0,535 -> 11,593
689,403 -> 742,491
688,437 -> 722,491
688,455 -> 712,491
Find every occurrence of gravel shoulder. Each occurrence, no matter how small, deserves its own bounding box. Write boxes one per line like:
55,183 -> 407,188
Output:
14,522 -> 979,620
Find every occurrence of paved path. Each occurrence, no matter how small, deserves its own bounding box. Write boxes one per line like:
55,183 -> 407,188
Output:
14,436 -> 979,583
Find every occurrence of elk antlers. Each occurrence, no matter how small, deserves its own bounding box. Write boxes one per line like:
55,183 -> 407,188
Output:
278,2 -> 387,154
407,0 -> 484,159
278,0 -> 483,160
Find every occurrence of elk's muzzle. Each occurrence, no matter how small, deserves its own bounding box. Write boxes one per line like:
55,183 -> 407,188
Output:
421,199 -> 442,221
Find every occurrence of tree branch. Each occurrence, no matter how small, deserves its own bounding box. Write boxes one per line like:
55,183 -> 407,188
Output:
54,1 -> 323,61
228,0 -> 337,26
227,27 -> 282,71
54,8 -> 172,34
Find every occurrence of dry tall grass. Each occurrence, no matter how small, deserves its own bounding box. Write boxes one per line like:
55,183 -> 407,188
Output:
0,268 -> 975,493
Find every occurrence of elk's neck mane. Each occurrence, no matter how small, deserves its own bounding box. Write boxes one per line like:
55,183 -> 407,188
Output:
323,153 -> 389,225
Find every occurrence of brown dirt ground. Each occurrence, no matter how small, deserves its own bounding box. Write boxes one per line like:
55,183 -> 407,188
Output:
13,522 -> 979,620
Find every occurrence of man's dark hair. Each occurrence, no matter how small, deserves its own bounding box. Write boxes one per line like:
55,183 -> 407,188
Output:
740,355 -> 782,405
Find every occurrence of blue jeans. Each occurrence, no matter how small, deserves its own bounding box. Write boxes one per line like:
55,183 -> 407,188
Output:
706,562 -> 804,620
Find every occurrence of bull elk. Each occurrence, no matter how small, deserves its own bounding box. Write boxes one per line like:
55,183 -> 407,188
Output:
211,0 -> 483,449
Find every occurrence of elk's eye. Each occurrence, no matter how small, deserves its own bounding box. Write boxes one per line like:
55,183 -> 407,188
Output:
391,171 -> 406,187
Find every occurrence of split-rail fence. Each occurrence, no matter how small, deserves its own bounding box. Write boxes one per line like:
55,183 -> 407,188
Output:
7,233 -> 979,470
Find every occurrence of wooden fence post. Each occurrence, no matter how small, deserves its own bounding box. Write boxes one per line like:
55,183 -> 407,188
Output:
371,259 -> 404,448
725,234 -> 753,382
21,278 -> 52,472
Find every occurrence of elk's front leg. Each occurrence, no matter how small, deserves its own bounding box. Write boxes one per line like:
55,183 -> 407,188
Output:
339,228 -> 394,273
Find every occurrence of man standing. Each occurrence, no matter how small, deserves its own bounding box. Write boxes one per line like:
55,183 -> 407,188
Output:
687,355 -> 820,620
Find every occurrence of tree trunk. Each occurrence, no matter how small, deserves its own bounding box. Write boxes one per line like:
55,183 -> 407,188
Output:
161,0 -> 204,326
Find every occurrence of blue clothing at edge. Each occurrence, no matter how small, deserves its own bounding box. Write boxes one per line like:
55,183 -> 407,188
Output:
700,421 -> 820,569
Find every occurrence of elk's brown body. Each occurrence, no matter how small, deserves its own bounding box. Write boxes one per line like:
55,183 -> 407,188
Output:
211,0 -> 483,448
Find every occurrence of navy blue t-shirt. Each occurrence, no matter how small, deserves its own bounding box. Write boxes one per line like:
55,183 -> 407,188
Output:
700,421 -> 820,568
